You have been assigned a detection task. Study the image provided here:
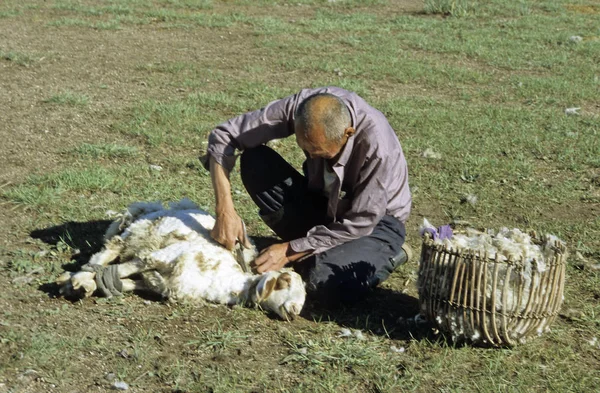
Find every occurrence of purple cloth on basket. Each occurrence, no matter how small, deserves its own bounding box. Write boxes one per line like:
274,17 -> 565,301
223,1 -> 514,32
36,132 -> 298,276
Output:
423,224 -> 453,241
438,225 -> 453,240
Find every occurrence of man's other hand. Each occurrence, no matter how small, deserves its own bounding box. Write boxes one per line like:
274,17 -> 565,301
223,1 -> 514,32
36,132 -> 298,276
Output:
211,210 -> 252,251
253,242 -> 290,273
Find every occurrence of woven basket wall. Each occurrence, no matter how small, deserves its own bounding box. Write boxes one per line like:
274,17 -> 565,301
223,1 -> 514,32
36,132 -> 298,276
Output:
417,233 -> 567,347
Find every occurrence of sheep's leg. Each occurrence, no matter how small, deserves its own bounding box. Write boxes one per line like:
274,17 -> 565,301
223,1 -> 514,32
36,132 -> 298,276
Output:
115,259 -> 148,277
57,237 -> 126,298
100,269 -> 170,299
69,259 -> 146,298
140,270 -> 171,299
120,278 -> 145,292
116,259 -> 171,299
87,237 -> 125,267
57,258 -> 152,299
115,254 -> 171,277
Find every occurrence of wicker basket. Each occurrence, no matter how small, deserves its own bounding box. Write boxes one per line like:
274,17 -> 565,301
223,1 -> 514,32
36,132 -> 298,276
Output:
417,232 -> 567,347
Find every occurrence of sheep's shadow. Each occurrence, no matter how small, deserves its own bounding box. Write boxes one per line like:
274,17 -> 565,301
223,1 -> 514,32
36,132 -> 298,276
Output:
31,220 -> 112,298
30,220 -> 112,268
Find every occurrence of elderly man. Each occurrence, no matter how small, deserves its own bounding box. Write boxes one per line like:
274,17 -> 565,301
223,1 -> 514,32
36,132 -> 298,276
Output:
201,86 -> 411,303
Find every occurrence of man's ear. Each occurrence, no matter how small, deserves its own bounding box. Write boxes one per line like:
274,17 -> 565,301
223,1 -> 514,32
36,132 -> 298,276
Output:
256,277 -> 277,301
344,126 -> 355,138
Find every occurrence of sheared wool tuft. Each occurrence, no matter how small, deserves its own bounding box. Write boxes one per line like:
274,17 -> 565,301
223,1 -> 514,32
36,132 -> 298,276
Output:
423,219 -> 564,271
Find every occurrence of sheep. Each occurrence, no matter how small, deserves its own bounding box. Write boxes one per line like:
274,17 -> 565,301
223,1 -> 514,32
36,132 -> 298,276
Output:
56,199 -> 306,321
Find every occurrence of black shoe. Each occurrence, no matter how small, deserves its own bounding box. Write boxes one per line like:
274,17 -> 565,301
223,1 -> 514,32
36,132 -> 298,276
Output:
389,244 -> 413,269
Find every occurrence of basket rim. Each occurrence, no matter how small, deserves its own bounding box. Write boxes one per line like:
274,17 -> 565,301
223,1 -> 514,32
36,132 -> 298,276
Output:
421,231 -> 567,266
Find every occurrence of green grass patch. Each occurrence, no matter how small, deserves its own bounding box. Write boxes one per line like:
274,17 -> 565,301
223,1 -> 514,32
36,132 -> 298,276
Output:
0,10 -> 21,18
48,17 -> 122,30
119,83 -> 295,147
187,321 -> 250,353
281,330 -> 393,371
1,180 -> 65,209
1,162 -> 215,218
52,3 -> 133,16
0,49 -> 37,66
72,143 -> 139,159
162,0 -> 213,10
44,91 -> 90,106
424,0 -> 471,16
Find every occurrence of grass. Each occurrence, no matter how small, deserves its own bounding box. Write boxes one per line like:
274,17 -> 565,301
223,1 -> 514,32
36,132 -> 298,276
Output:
0,50 -> 38,66
72,143 -> 139,159
47,17 -> 116,29
2,163 -> 215,218
424,0 -> 472,16
0,0 -> 599,392
44,90 -> 90,106
186,321 -> 250,353
0,10 -> 21,18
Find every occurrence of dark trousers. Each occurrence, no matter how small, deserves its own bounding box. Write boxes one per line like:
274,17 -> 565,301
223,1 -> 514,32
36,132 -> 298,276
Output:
240,145 -> 406,303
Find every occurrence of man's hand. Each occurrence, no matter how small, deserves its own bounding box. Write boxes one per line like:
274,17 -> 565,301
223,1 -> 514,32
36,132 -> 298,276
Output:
253,242 -> 291,273
253,242 -> 312,273
211,210 -> 252,251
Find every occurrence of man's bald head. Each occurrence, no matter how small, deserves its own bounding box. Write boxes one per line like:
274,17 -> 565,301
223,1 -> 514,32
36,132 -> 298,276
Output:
294,93 -> 351,143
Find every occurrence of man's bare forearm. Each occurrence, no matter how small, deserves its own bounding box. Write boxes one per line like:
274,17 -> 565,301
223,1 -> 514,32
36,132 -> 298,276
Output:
209,156 -> 252,249
286,244 -> 311,262
209,157 -> 234,215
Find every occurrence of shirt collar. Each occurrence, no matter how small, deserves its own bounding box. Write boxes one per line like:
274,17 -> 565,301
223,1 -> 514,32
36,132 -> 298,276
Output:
331,132 -> 355,168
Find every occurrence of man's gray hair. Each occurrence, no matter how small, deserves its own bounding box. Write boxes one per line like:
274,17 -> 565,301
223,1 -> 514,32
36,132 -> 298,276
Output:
294,93 -> 351,142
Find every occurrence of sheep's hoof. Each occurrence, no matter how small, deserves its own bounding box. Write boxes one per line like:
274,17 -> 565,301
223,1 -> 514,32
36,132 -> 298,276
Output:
57,271 -> 97,298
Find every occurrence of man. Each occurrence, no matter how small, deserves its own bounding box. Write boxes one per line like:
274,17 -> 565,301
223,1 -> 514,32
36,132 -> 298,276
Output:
201,86 -> 412,303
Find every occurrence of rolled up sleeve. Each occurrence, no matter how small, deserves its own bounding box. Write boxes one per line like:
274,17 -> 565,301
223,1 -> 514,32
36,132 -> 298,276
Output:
200,95 -> 298,172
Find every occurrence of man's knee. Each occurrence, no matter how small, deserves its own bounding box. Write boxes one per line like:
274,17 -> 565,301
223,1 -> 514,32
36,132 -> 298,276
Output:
241,144 -> 275,168
240,145 -> 303,197
295,223 -> 407,304
240,145 -> 280,184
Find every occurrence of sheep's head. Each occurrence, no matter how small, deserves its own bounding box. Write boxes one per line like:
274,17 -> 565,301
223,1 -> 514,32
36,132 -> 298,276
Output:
253,269 -> 306,321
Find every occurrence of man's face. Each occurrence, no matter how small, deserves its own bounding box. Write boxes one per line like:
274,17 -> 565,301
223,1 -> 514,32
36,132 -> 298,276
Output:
294,123 -> 345,161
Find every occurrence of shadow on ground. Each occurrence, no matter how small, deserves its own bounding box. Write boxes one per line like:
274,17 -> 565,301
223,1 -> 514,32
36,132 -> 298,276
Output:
31,220 -> 112,298
302,288 -> 436,341
30,220 -> 112,267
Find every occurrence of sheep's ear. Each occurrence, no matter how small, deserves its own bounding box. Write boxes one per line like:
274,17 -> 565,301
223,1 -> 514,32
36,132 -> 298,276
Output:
256,277 -> 277,301
275,272 -> 292,290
